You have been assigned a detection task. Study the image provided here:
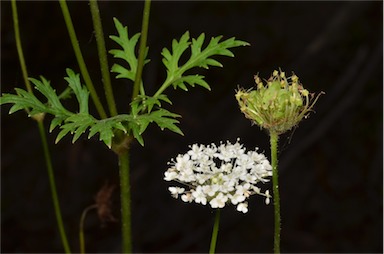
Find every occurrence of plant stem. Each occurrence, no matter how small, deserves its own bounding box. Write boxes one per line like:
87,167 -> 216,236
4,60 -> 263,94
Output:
119,149 -> 132,253
59,0 -> 107,119
11,0 -> 32,94
38,121 -> 72,253
89,0 -> 117,117
209,209 -> 221,254
118,1 -> 151,252
132,0 -> 151,100
79,204 -> 97,254
12,1 -> 71,252
270,131 -> 281,253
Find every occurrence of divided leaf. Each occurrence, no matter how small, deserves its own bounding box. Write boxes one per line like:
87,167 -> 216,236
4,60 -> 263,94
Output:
161,32 -> 249,92
129,108 -> 183,146
172,74 -> 210,91
0,69 -> 183,148
56,113 -> 95,144
131,94 -> 172,113
1,88 -> 48,115
1,22 -> 249,150
1,71 -> 97,145
109,18 -> 149,82
64,68 -> 90,114
30,77 -> 67,115
162,31 -> 191,73
0,77 -> 69,117
88,116 -> 128,148
142,109 -> 183,136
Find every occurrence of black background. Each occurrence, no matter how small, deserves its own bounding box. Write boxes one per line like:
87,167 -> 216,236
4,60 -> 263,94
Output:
1,1 -> 383,253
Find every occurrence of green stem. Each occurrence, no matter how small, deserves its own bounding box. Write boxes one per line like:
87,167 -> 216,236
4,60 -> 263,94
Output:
12,1 -> 71,252
119,149 -> 132,253
209,209 -> 221,254
89,0 -> 117,117
59,0 -> 107,119
79,204 -> 97,254
132,0 -> 151,100
118,1 -> 151,251
37,121 -> 72,253
270,131 -> 281,253
11,0 -> 32,94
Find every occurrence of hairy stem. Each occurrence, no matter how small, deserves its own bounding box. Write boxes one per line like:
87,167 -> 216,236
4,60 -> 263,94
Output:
38,121 -> 72,253
12,1 -> 71,252
209,209 -> 221,254
132,0 -> 151,100
270,131 -> 281,253
119,149 -> 132,253
79,204 -> 97,254
59,0 -> 107,119
118,1 -> 151,251
89,0 -> 117,117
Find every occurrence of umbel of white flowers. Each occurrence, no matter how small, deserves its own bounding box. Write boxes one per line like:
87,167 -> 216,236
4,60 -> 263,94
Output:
164,139 -> 272,213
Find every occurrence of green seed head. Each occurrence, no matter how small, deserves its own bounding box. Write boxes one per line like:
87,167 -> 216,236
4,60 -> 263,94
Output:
236,69 -> 324,135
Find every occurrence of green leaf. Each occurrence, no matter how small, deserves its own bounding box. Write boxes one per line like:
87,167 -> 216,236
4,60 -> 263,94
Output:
64,68 -> 89,114
1,70 -> 152,148
29,77 -> 68,115
161,31 -> 191,72
56,114 -> 95,143
0,82 -> 61,117
124,96 -> 183,146
161,32 -> 249,92
172,74 -> 210,91
89,121 -> 116,148
55,125 -> 72,144
1,72 -> 97,145
1,88 -> 47,115
110,63 -> 135,81
136,108 -> 183,136
89,115 -> 128,148
109,18 -> 149,82
131,94 -> 172,113
49,116 -> 66,132
127,120 -> 144,146
186,34 -> 250,69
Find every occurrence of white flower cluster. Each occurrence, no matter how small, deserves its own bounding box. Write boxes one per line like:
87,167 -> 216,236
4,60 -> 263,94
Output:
164,139 -> 273,213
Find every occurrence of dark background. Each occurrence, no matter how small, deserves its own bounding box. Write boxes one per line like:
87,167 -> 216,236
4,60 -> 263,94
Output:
1,1 -> 383,253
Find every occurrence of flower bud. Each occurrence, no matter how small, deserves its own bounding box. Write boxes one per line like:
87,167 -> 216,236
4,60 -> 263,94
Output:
236,69 -> 324,135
